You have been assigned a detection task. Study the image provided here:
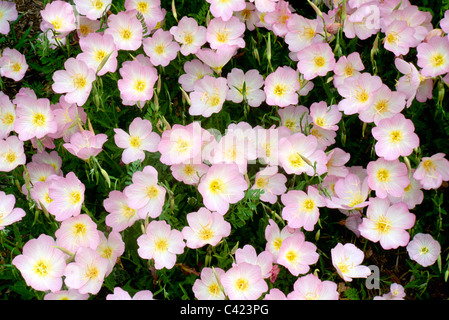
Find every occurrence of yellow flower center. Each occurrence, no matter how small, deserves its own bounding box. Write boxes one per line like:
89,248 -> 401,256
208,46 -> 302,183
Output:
84,264 -> 99,280
315,117 -> 325,127
33,259 -> 50,277
51,18 -> 63,30
136,1 -> 149,14
0,112 -> 14,125
216,30 -> 229,43
255,177 -> 268,189
155,238 -> 168,252
73,74 -> 87,89
94,49 -> 108,62
376,168 -> 391,182
100,246 -> 113,259
154,44 -> 165,55
337,258 -> 352,274
11,62 -> 21,73
129,135 -> 142,148
146,185 -> 159,199
183,33 -> 194,45
175,138 -> 191,154
431,53 -> 445,68
3,151 -> 17,164
234,278 -> 249,292
121,204 -> 136,219
134,79 -> 146,93
313,56 -> 326,68
92,0 -> 104,10
273,84 -> 287,97
288,152 -> 305,169
198,224 -> 215,241
375,215 -> 392,234
120,28 -> 132,40
183,164 -> 195,176
422,159 -> 435,173
285,249 -> 298,263
344,65 -> 354,77
386,32 -> 398,44
208,283 -> 221,296
302,198 -> 315,212
209,178 -> 225,195
347,193 -> 364,208
356,88 -> 369,103
69,191 -> 82,205
389,130 -> 403,143
32,113 -> 46,127
73,222 -> 87,236
374,100 -> 388,114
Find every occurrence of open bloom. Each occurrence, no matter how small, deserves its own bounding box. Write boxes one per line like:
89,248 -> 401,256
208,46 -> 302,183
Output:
189,75 -> 229,117
170,16 -> 207,56
44,289 -> 89,300
55,214 -> 100,253
413,153 -> 449,190
297,42 -> 336,80
0,191 -> 26,230
63,130 -> 108,161
371,113 -> 420,161
287,273 -> 339,300
220,262 -> 268,300
382,20 -> 416,56
285,14 -> 322,53
104,10 -> 143,51
178,59 -> 213,92
114,117 -> 160,164
206,0 -> 246,21
124,165 -> 166,219
77,33 -> 118,76
226,68 -> 266,107
331,243 -> 371,282
206,16 -> 246,50
358,197 -> 416,250
74,0 -> 111,20
52,58 -> 96,106
309,101 -> 342,131
281,186 -> 326,231
106,287 -> 154,300
0,1 -> 18,35
137,220 -> 185,270
104,190 -> 140,232
277,232 -> 319,276
64,247 -> 109,295
333,52 -> 364,87
182,207 -> 231,249
170,162 -> 210,185
264,66 -> 299,107
0,92 -> 15,139
234,245 -> 273,279
264,219 -> 301,262
417,35 -> 449,78
406,233 -> 441,267
143,29 -> 180,67
0,135 -> 24,172
252,166 -> 287,204
40,0 -> 76,36
12,234 -> 67,292
124,0 -> 165,31
196,44 -> 238,74
326,173 -> 370,211
367,157 -> 410,199
96,231 -> 125,276
192,267 -> 226,300
0,47 -> 28,81
197,163 -> 248,215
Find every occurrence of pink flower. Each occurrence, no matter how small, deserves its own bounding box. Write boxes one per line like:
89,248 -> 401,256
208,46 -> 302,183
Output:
143,29 -> 180,67
0,135 -> 26,172
192,267 -> 226,300
104,10 -> 143,51
278,132 -> 328,176
337,73 -> 383,115
178,59 -> 213,92
206,16 -> 246,50
277,232 -> 319,276
331,242 -> 371,282
406,233 -> 441,267
182,207 -> 231,249
74,0 -> 111,20
326,173 -> 370,211
0,47 -> 28,81
137,220 -> 185,270
64,247 -> 109,295
114,117 -> 160,164
264,66 -> 299,107
371,113 -> 420,161
170,16 -> 207,56
0,191 -> 25,230
76,16 -> 101,38
106,287 -> 154,300
374,283 -> 406,300
264,219 -> 301,262
55,214 -> 100,253
47,172 -> 85,221
382,20 -> 416,56
333,52 -> 364,87
367,157 -> 410,199
394,58 -> 421,107
44,289 -> 89,300
413,153 -> 449,190
189,75 -> 229,117
234,245 -> 273,279
309,101 -> 342,131
197,163 -> 248,215
196,44 -> 238,74
255,125 -> 291,166
285,14 -> 322,53
278,104 -> 310,133
297,42 -> 336,80
388,169 -> 424,210
252,166 -> 287,204
14,95 -> 57,141
417,36 -> 449,78
170,162 -> 210,185
52,57 -> 96,106
117,54 -> 158,107
12,234 -> 67,292
287,273 -> 339,300
124,165 -> 166,219
263,0 -> 292,37
96,231 -> 125,276
48,96 -> 87,143
325,147 -> 350,178
221,262 -> 268,300
359,197 -> 415,250
0,1 -> 18,35
77,33 -> 118,76
63,130 -> 108,160
0,92 -> 15,139
206,0 -> 246,21
281,186 -> 326,231
124,0 -> 164,31
40,1 -> 76,36
104,190 -> 140,232
251,0 -> 278,13
226,68 -> 266,107
342,3 -> 380,40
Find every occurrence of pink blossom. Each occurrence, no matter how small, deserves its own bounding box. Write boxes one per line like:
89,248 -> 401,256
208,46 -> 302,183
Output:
264,219 -> 300,262
309,101 -> 342,131
278,104 -> 310,133
406,233 -> 441,267
96,231 -> 125,276
44,289 -> 89,300
206,0 -> 246,21
48,96 -> 87,143
114,117 -> 160,164
77,33 -> 118,76
374,283 -> 406,300
0,191 -> 25,230
382,20 -> 416,56
31,150 -> 63,175
263,0 -> 292,37
170,16 -> 207,56
287,273 -> 339,300
0,92 -> 15,139
106,287 -> 154,300
170,162 -> 210,186
192,267 -> 226,300
104,10 -> 143,51
0,1 -> 18,35
388,169 -> 424,209
394,58 -> 421,107
197,163 -> 248,215
104,190 -> 141,232
251,0 -> 278,13
74,0 -> 111,20
331,242 -> 371,282
64,247 -> 109,295
234,2 -> 259,31
325,148 -> 350,178
359,197 -> 415,250
137,220 -> 185,270
252,166 -> 287,204
277,232 -> 319,276
0,135 -> 26,172
124,0 -> 164,31
343,3 -> 380,40
143,29 -> 180,67
55,214 -> 100,253
371,113 -> 420,161
63,130 -> 108,161
333,52 -> 364,87
367,157 -> 410,199
40,1 -> 76,36
189,75 -> 229,117
234,245 -> 273,279
264,288 -> 287,300
221,262 -> 268,300
196,44 -> 238,74
0,47 -> 28,81
255,125 -> 291,167
297,42 -> 336,80
182,207 -> 231,249
413,153 -> 449,190
12,234 -> 67,292
178,59 -> 213,92
326,173 -> 370,211
52,57 -> 96,106
206,16 -> 246,50
285,14 -> 323,53
417,35 -> 449,78
264,66 -> 299,107
76,16 -> 101,38
226,68 -> 266,107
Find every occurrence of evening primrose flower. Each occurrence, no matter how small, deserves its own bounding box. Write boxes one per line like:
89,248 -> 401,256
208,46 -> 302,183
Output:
124,0 -> 165,31
264,219 -> 301,262
297,42 -> 336,80
255,125 -> 291,167
178,59 -> 213,92
77,33 -> 118,76
64,247 -> 109,295
206,0 -> 246,22
206,16 -> 246,50
63,130 -> 108,161
197,163 -> 248,215
12,234 -> 67,292
366,157 -> 410,199
264,66 -> 300,107
413,153 -> 449,190
40,0 -> 76,36
52,58 -> 96,106
277,232 -> 319,276
76,16 -> 101,38
189,75 -> 229,117
388,169 -> 424,210
104,10 -> 143,51
326,173 -> 370,212
333,52 -> 364,87
0,47 -> 28,81
358,197 -> 416,250
0,135 -> 26,172
55,214 -> 100,253
96,231 -> 125,276
0,191 -> 26,230
170,162 -> 210,185
182,207 -> 231,249
0,1 -> 17,35
406,233 -> 441,267
371,113 -> 420,161
170,16 -> 207,56
47,172 -> 85,222
196,44 -> 238,74
137,220 -> 185,270
226,68 -> 266,107
417,35 -> 449,78
44,289 -> 89,300
382,20 -> 416,57
124,165 -> 166,219
0,92 -> 15,139
106,287 -> 154,300
252,166 -> 287,204
309,101 -> 342,131
331,242 -> 371,282
284,14 -> 322,53
234,245 -> 273,279
192,267 -> 226,300
143,29 -> 180,67
74,0 -> 111,20
221,262 -> 268,300
287,273 -> 339,300
104,190 -> 141,232
277,104 -> 310,133
114,117 -> 160,164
